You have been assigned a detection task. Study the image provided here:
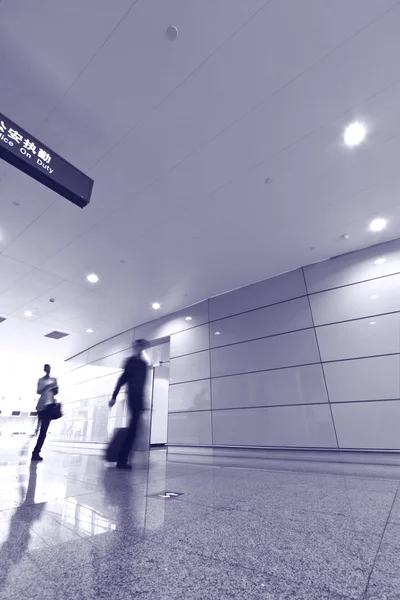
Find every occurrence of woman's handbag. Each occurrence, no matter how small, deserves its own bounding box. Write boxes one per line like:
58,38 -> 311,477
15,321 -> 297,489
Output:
51,402 -> 63,420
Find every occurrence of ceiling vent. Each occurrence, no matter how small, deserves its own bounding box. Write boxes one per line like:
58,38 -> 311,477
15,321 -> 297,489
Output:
0,317 -> 6,324
45,330 -> 70,340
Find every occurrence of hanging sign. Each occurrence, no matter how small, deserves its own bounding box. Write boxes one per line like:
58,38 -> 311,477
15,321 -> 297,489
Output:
0,113 -> 93,208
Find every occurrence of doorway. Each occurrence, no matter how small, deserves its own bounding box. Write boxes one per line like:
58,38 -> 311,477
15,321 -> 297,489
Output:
150,363 -> 170,445
142,340 -> 170,448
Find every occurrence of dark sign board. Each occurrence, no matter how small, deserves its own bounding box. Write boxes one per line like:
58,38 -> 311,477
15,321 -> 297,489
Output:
0,113 -> 93,208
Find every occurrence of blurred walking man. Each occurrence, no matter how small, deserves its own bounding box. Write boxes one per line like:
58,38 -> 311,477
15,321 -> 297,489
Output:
109,339 -> 148,470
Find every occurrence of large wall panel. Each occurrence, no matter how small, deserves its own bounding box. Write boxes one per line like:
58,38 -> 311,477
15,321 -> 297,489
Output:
168,411 -> 212,445
316,313 -> 400,362
170,350 -> 210,384
209,268 -> 306,321
170,324 -> 210,358
304,238 -> 400,293
332,401 -> 400,449
309,273 -> 400,326
211,328 -> 320,378
209,296 -> 312,348
212,405 -> 337,448
169,380 -> 211,412
323,355 -> 400,403
211,365 -> 328,410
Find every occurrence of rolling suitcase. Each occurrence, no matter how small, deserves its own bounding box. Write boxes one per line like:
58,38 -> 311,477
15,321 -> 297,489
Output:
105,427 -> 128,462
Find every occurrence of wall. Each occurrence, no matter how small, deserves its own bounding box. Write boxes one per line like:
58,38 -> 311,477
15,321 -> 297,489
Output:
50,342 -> 170,446
62,237 -> 400,451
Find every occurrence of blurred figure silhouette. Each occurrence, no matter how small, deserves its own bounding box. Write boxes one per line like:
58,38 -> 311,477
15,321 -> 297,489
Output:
102,467 -> 149,542
32,364 -> 58,462
109,339 -> 148,470
0,464 -> 45,589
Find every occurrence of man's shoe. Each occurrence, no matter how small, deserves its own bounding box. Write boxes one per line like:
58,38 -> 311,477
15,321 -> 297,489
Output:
116,463 -> 132,470
31,454 -> 43,462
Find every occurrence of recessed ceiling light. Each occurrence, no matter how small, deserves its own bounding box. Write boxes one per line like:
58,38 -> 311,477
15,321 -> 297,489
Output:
215,331 -> 221,336
369,321 -> 376,325
87,273 -> 99,283
185,316 -> 192,322
264,177 -> 273,185
374,258 -> 386,266
24,310 -> 33,317
369,217 -> 387,233
344,121 -> 367,147
86,328 -> 94,334
370,295 -> 379,300
340,234 -> 350,240
152,302 -> 161,310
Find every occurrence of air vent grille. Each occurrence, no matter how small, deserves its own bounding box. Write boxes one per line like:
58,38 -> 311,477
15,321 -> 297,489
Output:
45,330 -> 70,340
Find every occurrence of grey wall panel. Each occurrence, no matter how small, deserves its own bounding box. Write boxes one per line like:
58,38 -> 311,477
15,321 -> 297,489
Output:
324,355 -> 400,403
211,328 -> 320,378
91,349 -> 131,369
209,268 -> 306,321
211,364 -> 328,410
87,330 -> 134,364
169,379 -> 211,412
170,324 -> 210,358
332,401 -> 400,449
170,350 -> 210,384
135,301 -> 209,341
168,411 -> 212,445
64,351 -> 89,372
309,273 -> 400,326
212,405 -> 337,448
316,313 -> 400,362
304,238 -> 400,293
210,297 -> 312,348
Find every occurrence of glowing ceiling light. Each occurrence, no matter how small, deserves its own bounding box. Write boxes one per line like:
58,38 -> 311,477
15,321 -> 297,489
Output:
24,310 -> 33,317
374,258 -> 386,266
87,273 -> 99,284
344,121 -> 367,147
369,217 -> 387,233
152,302 -> 161,310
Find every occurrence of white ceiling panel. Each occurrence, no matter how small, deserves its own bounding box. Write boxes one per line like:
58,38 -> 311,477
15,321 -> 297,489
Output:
0,170 -> 57,251
3,193 -> 107,265
0,0 -> 136,128
0,268 -> 62,315
22,280 -> 89,321
0,255 -> 32,295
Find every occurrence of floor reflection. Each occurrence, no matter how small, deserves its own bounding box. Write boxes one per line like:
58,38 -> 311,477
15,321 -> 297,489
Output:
0,464 -> 44,587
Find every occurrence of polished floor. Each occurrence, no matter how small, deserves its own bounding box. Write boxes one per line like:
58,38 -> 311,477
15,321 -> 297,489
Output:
1,443 -> 400,599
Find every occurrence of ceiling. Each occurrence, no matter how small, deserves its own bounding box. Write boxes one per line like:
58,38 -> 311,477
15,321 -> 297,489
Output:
1,0 -> 400,362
